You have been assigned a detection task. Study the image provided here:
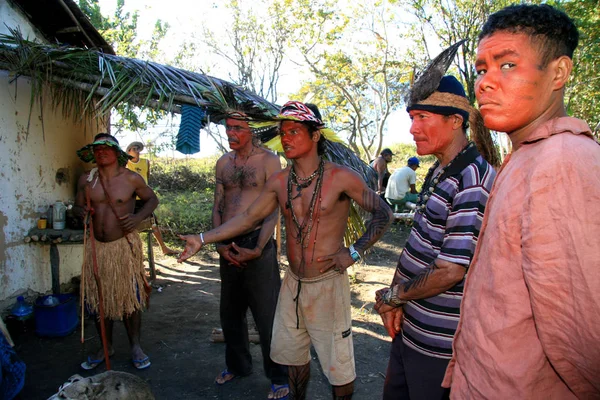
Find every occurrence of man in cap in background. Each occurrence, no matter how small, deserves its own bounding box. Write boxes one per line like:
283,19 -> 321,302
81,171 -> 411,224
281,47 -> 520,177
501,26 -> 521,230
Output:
374,70 -> 498,399
74,133 -> 157,371
385,157 -> 420,212
126,141 -> 177,256
371,148 -> 394,195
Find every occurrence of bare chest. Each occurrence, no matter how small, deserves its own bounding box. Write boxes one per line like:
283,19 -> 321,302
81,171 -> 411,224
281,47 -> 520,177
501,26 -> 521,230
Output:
281,178 -> 349,224
221,159 -> 266,190
88,176 -> 135,206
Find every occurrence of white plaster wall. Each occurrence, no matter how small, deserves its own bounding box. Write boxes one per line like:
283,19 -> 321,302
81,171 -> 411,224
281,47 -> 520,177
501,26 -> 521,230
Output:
0,0 -> 43,40
0,1 -> 108,302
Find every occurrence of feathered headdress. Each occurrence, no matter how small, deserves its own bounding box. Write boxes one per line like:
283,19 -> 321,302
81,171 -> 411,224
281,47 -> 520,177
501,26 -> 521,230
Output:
406,40 -> 500,167
200,80 -> 278,123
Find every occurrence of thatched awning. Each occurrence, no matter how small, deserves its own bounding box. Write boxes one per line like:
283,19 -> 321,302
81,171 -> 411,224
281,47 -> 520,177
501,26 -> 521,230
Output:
0,28 -> 279,121
0,30 -> 381,244
0,29 -> 377,206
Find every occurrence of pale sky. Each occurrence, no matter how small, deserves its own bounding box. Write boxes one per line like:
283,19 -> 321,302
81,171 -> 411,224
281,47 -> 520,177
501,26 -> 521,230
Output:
98,0 -> 415,158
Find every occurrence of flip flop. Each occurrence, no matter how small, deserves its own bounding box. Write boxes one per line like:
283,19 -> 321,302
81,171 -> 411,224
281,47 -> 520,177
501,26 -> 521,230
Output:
215,368 -> 236,386
268,383 -> 290,400
80,356 -> 104,371
132,356 -> 151,370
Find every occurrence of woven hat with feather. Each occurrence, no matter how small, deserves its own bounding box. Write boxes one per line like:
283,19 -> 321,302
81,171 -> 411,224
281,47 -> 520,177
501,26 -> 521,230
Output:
406,40 -> 500,167
250,101 -> 344,152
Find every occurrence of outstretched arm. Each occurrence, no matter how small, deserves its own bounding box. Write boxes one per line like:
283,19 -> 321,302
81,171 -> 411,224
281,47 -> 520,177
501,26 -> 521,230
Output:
178,173 -> 281,262
318,167 -> 393,273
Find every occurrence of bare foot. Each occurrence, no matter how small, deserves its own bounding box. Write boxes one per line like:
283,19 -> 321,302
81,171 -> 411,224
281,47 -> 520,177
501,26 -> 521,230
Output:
162,247 -> 178,256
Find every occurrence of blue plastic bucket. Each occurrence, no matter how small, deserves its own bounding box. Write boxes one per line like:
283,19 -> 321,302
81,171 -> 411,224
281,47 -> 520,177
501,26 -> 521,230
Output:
34,294 -> 79,337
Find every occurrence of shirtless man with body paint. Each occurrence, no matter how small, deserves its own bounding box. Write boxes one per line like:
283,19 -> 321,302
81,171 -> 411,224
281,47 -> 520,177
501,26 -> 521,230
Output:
179,102 -> 393,399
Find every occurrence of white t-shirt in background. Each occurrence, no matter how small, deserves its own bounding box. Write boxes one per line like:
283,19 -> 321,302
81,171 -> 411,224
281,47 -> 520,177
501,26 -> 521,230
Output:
385,166 -> 416,200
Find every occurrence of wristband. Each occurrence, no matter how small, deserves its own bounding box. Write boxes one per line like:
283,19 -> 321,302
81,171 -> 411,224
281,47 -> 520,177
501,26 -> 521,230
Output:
383,286 -> 407,307
200,232 -> 205,245
348,244 -> 361,262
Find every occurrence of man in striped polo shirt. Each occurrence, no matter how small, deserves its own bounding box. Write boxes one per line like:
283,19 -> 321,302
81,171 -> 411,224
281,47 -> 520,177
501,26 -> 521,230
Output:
375,72 -> 499,399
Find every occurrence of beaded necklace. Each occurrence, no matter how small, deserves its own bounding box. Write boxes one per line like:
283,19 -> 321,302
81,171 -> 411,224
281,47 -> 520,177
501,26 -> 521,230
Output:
289,163 -> 321,199
287,159 -> 325,251
287,159 -> 325,329
416,142 -> 475,213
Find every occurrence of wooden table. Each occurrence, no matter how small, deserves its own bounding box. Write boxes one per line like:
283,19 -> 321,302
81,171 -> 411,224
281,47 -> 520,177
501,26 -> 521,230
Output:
25,228 -> 155,294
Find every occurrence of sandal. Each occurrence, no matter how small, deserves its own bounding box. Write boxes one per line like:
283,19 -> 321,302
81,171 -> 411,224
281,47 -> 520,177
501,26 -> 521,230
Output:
80,356 -> 105,371
268,383 -> 290,400
215,368 -> 236,386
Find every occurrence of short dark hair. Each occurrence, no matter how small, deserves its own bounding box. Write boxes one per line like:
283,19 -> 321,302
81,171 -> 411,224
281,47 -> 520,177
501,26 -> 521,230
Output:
479,4 -> 579,67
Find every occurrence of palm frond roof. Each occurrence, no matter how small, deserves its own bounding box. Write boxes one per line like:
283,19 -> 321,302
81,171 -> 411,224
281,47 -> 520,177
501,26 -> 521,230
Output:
0,29 -> 378,244
0,28 -> 278,121
0,29 -> 376,186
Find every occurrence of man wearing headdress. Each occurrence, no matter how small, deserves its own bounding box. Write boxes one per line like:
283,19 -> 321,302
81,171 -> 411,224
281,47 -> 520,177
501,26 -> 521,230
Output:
74,133 -> 157,371
443,5 -> 600,398
178,101 -> 393,399
209,112 -> 289,400
374,69 -> 498,398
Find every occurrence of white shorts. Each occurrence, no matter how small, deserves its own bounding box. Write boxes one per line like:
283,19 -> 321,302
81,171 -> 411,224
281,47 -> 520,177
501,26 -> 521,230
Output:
270,269 -> 356,386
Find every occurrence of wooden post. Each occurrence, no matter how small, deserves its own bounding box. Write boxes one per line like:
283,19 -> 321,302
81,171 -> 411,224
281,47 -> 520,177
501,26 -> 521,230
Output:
276,209 -> 282,263
50,242 -> 60,295
147,231 -> 156,281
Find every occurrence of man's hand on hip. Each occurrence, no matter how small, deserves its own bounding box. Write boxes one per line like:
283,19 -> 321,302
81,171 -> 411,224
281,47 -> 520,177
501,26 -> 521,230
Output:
119,213 -> 141,232
317,247 -> 355,274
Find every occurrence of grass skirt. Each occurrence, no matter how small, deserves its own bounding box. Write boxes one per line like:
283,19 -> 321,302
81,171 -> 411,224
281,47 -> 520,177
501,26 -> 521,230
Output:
82,233 -> 147,320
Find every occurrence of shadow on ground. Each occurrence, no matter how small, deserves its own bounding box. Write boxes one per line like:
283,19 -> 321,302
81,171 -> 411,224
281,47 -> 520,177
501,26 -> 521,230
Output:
12,225 -> 409,399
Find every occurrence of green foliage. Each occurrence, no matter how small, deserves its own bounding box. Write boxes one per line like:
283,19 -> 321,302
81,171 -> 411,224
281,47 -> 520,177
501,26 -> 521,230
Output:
561,0 -> 600,135
78,0 -> 171,132
150,157 -> 218,192
385,143 -> 436,188
150,157 -> 218,239
155,190 -> 214,237
283,0 -> 411,161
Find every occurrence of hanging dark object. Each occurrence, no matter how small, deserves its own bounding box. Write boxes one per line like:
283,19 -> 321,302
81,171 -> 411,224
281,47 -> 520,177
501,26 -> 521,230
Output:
176,105 -> 205,155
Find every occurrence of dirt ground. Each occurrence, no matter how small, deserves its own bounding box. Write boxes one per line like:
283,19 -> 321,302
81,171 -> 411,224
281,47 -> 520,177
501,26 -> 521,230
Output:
12,223 -> 411,399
